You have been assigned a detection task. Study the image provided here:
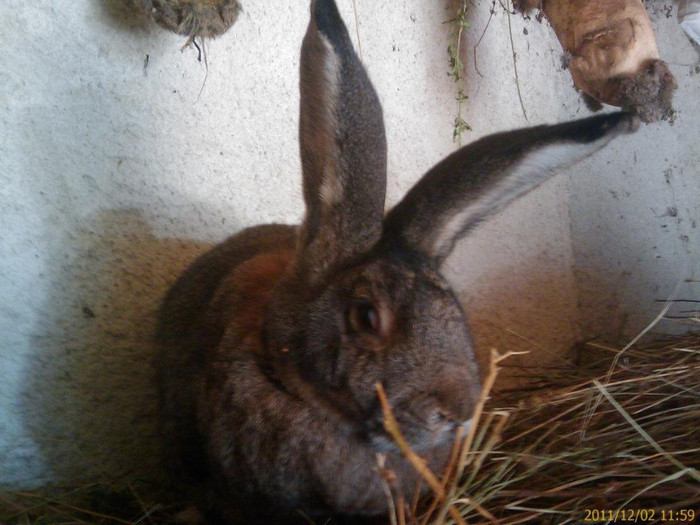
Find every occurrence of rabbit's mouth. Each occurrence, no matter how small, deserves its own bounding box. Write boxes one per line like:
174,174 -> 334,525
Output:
366,415 -> 468,453
461,418 -> 474,433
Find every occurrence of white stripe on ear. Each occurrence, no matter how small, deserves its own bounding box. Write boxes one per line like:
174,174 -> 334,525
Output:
315,34 -> 343,206
432,140 -> 605,258
320,165 -> 344,205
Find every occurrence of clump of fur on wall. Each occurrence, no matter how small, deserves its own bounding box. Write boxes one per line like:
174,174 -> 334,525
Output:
144,0 -> 241,42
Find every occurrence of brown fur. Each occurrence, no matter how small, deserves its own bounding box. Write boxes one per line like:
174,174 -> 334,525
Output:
209,249 -> 294,337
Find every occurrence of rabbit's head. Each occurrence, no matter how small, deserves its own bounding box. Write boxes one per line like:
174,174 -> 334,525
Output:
265,247 -> 480,451
261,0 -> 638,452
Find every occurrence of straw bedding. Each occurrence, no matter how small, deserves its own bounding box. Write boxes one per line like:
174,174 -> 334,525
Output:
2,334 -> 698,524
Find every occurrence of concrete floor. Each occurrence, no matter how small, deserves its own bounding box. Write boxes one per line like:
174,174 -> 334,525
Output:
0,0 -> 698,487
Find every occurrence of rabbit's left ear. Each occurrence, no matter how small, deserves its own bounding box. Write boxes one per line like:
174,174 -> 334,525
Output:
294,0 -> 387,286
382,112 -> 639,264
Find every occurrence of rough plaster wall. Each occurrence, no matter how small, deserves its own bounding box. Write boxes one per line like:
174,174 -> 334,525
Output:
1,0 -> 308,488
440,4 -> 584,380
447,0 -> 700,374
0,0 -> 694,488
568,3 -> 700,342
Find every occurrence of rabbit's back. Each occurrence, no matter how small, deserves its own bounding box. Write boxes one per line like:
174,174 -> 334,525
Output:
156,224 -> 297,481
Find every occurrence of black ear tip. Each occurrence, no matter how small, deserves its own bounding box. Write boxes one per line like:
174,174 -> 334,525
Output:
573,111 -> 640,143
312,0 -> 348,48
600,111 -> 641,136
620,112 -> 641,133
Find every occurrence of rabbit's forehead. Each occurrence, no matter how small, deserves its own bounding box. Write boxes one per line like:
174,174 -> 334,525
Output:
344,258 -> 448,294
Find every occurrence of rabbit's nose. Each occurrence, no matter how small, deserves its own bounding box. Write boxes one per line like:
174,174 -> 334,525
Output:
434,374 -> 479,424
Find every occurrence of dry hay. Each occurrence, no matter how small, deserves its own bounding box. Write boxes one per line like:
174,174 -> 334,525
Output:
1,333 -> 698,524
407,334 -> 700,524
0,479 -> 178,525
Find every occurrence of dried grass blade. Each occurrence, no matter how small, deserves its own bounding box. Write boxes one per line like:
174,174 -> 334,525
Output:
592,380 -> 700,482
376,383 -> 444,499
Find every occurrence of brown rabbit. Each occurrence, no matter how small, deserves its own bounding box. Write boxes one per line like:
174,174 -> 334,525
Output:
157,0 -> 639,523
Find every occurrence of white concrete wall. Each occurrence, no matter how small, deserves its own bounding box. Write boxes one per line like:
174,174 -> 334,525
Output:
568,5 -> 700,341
0,0 -> 697,487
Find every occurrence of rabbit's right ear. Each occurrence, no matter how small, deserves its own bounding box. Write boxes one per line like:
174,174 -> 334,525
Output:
293,0 -> 387,287
382,112 -> 639,264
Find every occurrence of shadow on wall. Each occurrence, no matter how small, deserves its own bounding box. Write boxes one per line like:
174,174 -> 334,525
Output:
438,0 -> 581,388
0,0 -> 216,487
19,209 -> 211,485
450,242 -> 580,391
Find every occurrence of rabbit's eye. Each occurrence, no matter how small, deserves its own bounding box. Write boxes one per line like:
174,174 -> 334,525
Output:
349,300 -> 380,335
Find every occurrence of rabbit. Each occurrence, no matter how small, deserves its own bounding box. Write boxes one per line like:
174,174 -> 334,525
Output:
156,0 -> 639,523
